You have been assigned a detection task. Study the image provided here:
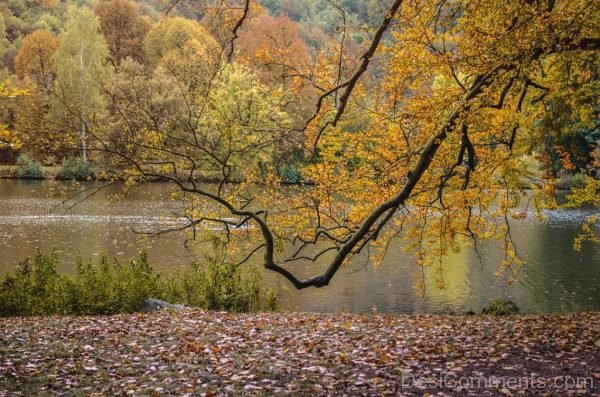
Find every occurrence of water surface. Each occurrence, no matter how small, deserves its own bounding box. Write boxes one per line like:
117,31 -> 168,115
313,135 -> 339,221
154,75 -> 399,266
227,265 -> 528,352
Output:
0,179 -> 598,314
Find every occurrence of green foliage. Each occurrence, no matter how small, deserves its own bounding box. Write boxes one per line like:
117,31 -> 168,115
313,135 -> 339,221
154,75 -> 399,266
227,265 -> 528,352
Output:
182,259 -> 276,312
0,15 -> 10,60
279,164 -> 302,184
0,252 -> 69,316
56,157 -> 95,180
481,299 -> 520,316
71,254 -> 163,314
50,6 -> 112,161
16,153 -> 44,179
260,0 -> 282,15
159,258 -> 278,312
194,64 -> 292,172
0,252 -> 278,316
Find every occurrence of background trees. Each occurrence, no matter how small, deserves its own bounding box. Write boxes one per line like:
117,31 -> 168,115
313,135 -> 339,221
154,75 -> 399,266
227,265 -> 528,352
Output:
143,16 -> 217,70
0,15 -> 10,63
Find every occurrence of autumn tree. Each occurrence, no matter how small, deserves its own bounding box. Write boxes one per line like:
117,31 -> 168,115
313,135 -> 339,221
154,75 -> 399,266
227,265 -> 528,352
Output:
95,0 -> 150,68
100,55 -> 292,183
143,17 -> 218,70
51,7 -> 111,162
12,30 -> 72,162
237,13 -> 311,87
14,29 -> 59,89
530,52 -> 599,177
37,0 -> 60,10
13,90 -> 75,161
0,81 -> 26,154
86,0 -> 599,290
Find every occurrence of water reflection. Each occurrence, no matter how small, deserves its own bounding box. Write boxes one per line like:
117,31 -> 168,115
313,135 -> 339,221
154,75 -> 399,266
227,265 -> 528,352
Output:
0,179 -> 598,313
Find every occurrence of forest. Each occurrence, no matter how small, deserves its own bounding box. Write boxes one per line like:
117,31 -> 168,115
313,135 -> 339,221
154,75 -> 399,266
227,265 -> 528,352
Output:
1,0 -> 596,179
0,0 -> 386,171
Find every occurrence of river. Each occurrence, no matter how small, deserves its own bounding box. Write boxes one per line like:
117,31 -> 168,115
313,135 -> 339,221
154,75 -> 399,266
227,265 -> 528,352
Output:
0,179 -> 598,314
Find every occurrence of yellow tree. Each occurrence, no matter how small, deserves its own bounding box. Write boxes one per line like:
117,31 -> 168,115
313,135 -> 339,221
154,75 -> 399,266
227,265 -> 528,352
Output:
91,0 -> 598,289
143,17 -> 218,70
12,30 -> 68,161
0,81 -> 26,151
14,30 -> 60,89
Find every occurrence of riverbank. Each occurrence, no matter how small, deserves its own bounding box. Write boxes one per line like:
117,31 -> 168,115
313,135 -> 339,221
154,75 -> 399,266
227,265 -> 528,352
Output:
1,311 -> 598,396
0,164 -> 589,189
0,165 -> 59,179
0,164 -> 242,183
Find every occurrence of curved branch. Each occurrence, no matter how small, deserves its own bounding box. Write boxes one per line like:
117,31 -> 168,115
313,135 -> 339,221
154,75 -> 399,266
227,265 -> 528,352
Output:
266,71 -> 497,289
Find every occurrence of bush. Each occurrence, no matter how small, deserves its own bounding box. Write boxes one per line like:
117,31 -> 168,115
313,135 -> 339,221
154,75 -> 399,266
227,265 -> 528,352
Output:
0,252 -> 278,317
481,299 -> 520,316
0,252 -> 66,316
555,172 -> 589,190
42,155 -> 57,166
279,164 -> 302,184
56,157 -> 95,180
173,259 -> 278,312
71,254 -> 163,315
16,154 -> 44,179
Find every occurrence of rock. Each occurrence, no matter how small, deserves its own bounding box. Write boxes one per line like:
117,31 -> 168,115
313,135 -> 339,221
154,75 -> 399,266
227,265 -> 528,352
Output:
141,298 -> 185,313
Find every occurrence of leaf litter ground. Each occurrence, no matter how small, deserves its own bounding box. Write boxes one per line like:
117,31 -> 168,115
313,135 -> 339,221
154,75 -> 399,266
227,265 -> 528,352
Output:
1,311 -> 598,396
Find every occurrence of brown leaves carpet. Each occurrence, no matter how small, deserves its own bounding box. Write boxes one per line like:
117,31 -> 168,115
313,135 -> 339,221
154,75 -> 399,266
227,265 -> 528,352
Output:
1,311 -> 598,396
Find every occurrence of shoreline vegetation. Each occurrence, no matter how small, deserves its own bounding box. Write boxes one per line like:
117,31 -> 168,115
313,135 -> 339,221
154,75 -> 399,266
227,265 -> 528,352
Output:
0,251 -> 523,317
0,164 -> 249,184
0,252 -> 277,317
0,311 -> 598,395
0,164 -> 592,190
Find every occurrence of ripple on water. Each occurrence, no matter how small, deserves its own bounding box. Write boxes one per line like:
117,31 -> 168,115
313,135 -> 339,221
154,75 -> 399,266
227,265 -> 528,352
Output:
0,214 -> 186,228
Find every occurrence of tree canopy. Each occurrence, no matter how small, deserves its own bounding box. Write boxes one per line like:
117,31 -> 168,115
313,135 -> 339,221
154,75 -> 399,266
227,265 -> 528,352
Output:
15,29 -> 59,88
51,6 -> 111,162
95,0 -> 150,68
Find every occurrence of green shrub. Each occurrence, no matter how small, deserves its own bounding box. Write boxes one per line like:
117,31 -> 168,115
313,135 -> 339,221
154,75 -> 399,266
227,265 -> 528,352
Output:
571,173 -> 587,189
481,299 -> 520,316
279,164 -> 302,184
16,154 -> 44,179
0,252 -> 278,317
71,253 -> 163,315
156,258 -> 277,312
196,259 -> 276,312
56,157 -> 95,180
42,155 -> 57,166
0,252 -> 69,316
